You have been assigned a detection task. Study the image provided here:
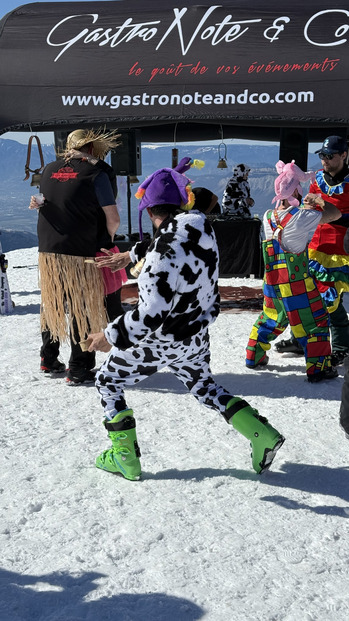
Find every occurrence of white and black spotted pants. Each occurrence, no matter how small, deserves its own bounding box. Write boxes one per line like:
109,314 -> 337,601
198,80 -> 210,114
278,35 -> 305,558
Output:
95,330 -> 234,421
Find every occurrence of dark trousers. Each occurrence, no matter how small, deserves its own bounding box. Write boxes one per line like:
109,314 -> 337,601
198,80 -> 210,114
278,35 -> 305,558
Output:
40,289 -> 124,372
329,297 -> 349,352
340,357 -> 349,434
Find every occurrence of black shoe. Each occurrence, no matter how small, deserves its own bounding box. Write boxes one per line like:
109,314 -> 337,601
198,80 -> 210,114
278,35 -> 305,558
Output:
275,338 -> 304,355
40,357 -> 66,374
331,350 -> 349,367
66,369 -> 96,385
307,367 -> 339,383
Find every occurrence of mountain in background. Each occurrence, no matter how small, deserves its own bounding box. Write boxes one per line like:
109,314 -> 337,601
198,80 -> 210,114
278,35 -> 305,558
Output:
0,138 -> 320,252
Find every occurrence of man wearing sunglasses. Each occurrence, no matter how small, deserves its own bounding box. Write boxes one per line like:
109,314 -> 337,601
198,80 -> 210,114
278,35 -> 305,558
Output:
278,135 -> 349,367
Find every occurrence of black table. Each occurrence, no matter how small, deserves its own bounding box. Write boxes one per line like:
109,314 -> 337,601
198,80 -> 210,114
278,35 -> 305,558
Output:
210,216 -> 263,278
114,217 -> 263,279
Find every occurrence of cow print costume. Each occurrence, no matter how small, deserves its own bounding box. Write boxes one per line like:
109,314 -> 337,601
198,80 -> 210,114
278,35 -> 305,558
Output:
222,163 -> 254,218
96,210 -> 234,419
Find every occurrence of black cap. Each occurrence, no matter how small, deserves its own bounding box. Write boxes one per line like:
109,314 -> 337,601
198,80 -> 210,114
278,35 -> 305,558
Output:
315,135 -> 348,154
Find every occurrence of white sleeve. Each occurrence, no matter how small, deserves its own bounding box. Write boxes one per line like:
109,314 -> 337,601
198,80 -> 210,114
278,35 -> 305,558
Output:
262,211 -> 271,239
281,210 -> 322,253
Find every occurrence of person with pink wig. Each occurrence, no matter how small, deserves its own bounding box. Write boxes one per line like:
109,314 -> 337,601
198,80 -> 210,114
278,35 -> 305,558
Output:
246,160 -> 341,382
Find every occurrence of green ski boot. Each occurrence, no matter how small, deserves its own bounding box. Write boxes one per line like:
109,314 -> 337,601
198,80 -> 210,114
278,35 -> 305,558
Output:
96,409 -> 141,480
226,397 -> 284,474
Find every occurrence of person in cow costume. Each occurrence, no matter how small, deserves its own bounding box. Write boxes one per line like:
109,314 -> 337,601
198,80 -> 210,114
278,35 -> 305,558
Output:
87,166 -> 285,480
222,163 -> 254,218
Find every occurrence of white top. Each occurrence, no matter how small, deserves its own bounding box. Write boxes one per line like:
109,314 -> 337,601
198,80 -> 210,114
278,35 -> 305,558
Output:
263,206 -> 322,254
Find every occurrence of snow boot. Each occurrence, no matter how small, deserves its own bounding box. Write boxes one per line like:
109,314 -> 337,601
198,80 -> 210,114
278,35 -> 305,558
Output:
331,350 -> 349,367
275,338 -> 303,355
66,369 -> 96,385
96,410 -> 141,480
40,357 -> 66,374
226,397 -> 284,474
307,367 -> 338,383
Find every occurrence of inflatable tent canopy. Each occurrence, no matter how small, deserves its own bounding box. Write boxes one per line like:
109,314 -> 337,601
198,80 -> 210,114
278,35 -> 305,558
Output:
0,0 -> 348,158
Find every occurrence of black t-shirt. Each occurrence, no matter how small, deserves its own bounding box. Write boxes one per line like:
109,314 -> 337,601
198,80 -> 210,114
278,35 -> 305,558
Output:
38,158 -> 116,256
323,164 -> 349,186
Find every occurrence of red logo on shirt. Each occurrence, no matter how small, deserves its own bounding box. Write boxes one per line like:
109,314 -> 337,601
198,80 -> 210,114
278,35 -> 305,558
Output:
51,167 -> 79,182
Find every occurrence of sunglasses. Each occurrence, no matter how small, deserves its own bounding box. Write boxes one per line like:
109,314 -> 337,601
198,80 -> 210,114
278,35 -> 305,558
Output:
318,152 -> 339,160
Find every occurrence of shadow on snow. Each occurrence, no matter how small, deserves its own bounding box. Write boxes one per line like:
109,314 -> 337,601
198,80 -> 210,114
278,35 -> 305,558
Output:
0,568 -> 204,621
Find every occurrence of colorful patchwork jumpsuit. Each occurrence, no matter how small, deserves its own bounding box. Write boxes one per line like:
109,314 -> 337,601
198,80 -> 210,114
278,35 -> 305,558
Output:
246,206 -> 332,379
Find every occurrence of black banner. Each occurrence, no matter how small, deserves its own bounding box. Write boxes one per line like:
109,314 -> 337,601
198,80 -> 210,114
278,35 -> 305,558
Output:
0,0 -> 348,133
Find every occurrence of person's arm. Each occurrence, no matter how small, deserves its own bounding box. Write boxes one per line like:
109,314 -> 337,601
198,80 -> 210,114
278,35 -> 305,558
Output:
95,249 -> 131,272
319,201 -> 342,224
101,204 -> 120,240
303,193 -> 341,224
238,182 -> 254,209
222,179 -> 234,208
86,332 -> 112,353
93,170 -> 120,240
95,239 -> 151,271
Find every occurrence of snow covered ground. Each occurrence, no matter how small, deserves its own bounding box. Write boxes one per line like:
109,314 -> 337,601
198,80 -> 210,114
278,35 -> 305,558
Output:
1,247 -> 348,621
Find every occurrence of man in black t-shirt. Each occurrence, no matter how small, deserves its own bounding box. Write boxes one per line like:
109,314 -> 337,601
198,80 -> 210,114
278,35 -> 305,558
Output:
30,129 -> 123,384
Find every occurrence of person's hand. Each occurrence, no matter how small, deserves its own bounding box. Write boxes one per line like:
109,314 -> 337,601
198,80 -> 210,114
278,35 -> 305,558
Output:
303,193 -> 325,210
29,195 -> 43,210
87,332 -> 112,353
95,249 -> 131,272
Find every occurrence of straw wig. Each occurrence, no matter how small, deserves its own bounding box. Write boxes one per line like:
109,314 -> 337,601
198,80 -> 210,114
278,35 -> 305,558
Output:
62,128 -> 121,159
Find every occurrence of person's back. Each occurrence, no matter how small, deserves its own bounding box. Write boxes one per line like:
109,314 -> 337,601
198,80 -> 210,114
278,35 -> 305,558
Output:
246,160 -> 339,382
107,209 -> 220,350
39,157 -> 110,257
222,163 -> 254,217
263,203 -> 324,254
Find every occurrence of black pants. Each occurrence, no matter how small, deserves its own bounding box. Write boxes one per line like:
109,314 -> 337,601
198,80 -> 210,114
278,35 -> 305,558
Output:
40,289 -> 124,373
340,357 -> 349,435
